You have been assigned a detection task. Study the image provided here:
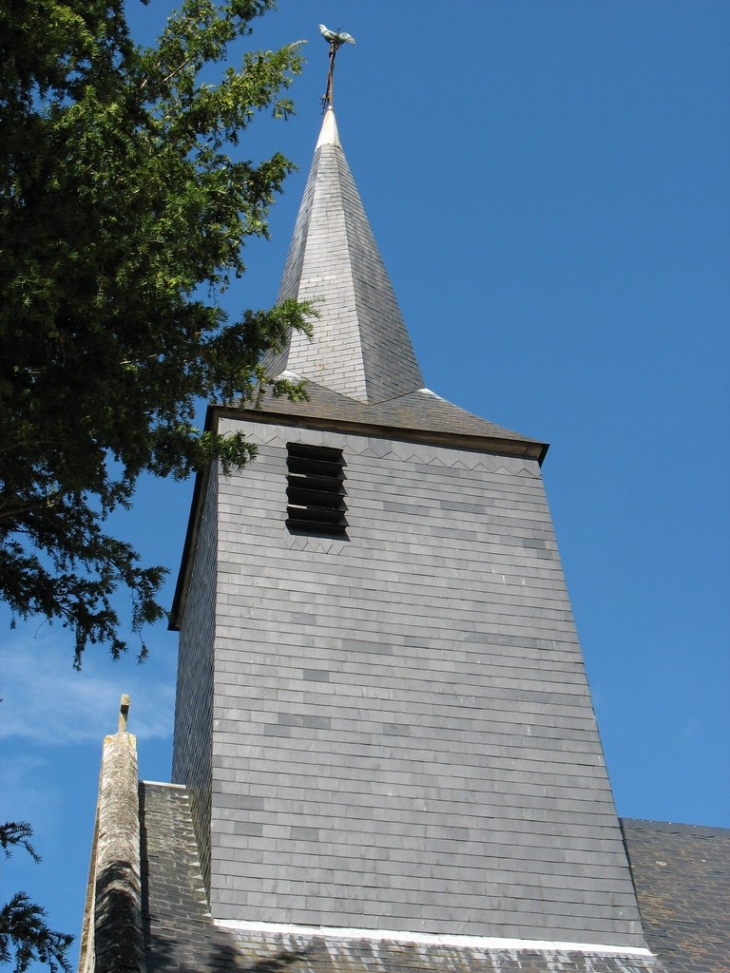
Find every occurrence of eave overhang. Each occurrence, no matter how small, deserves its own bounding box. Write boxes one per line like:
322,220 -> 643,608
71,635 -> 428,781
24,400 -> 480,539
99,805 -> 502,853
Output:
169,398 -> 548,631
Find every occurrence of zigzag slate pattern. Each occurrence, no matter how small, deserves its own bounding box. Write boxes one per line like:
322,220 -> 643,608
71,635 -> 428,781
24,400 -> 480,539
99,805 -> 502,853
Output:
244,383 -> 546,460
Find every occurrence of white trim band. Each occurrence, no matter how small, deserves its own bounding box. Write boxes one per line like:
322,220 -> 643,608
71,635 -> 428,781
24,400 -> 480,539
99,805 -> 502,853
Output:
215,920 -> 653,957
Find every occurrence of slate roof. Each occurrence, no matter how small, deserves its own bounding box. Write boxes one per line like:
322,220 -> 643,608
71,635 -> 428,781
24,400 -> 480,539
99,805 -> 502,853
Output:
261,108 -> 424,405
140,782 -> 672,973
218,381 -> 546,462
621,819 -> 730,973
256,108 -> 544,461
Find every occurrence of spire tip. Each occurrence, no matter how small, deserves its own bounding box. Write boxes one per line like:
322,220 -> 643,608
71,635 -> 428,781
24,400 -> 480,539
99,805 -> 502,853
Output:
316,107 -> 341,149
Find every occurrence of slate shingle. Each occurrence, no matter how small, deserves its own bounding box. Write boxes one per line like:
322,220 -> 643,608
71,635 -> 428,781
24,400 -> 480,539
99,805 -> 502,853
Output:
621,819 -> 730,973
140,782 -> 670,973
262,109 -> 423,406
224,383 -> 546,460
169,423 -> 646,946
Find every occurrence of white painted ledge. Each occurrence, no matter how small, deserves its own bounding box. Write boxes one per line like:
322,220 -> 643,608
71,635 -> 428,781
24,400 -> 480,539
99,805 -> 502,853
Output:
215,919 -> 653,957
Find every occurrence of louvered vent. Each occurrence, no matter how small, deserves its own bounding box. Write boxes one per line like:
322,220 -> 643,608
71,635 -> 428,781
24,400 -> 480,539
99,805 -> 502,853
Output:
286,443 -> 347,536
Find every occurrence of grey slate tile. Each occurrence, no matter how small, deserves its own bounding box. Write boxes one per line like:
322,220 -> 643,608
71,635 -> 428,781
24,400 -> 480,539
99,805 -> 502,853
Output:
140,784 -> 669,971
622,819 -> 730,973
167,116 -> 671,958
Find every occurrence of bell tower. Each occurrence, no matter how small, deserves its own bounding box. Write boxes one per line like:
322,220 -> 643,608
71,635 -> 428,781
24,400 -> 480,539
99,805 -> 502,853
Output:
170,106 -> 648,951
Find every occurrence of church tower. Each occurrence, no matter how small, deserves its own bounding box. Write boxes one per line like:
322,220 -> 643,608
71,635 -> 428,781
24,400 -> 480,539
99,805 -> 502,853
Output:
169,107 -> 649,953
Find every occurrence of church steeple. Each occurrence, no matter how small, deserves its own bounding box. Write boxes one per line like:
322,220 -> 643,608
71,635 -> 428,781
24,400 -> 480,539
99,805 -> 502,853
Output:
167,90 -> 651,959
263,107 -> 424,404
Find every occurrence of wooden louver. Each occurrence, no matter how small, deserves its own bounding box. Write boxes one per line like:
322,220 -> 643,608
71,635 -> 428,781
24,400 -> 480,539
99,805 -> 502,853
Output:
286,443 -> 347,536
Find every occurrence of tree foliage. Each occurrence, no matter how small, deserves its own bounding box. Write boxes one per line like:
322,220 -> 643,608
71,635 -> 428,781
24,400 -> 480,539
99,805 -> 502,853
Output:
0,824 -> 73,973
0,0 -> 310,664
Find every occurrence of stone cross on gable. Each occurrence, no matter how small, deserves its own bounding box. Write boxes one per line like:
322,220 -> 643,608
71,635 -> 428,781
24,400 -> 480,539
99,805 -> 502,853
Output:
118,693 -> 130,734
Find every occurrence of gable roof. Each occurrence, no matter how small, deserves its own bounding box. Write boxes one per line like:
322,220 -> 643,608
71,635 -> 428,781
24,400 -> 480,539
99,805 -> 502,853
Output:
139,781 -> 669,973
82,723 -> 729,973
621,819 -> 730,973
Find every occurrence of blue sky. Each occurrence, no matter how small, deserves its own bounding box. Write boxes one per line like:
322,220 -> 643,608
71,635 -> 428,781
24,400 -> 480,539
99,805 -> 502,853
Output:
1,2 -> 728,968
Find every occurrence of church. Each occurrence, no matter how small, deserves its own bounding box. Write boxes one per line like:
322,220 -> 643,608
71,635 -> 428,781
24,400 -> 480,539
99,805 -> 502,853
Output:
78,103 -> 728,973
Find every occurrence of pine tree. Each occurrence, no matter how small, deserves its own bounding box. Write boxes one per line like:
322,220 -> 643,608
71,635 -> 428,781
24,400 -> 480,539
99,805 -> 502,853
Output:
0,0 -> 310,665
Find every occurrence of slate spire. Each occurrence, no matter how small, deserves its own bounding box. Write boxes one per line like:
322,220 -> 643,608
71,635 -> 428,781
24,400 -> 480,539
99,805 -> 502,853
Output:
264,107 -> 424,404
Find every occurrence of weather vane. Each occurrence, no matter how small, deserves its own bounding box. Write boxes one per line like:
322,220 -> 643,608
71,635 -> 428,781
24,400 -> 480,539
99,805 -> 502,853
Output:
319,24 -> 355,112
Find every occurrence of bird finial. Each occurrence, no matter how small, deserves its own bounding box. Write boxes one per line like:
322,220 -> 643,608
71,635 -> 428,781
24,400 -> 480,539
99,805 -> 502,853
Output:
319,24 -> 355,112
319,24 -> 356,47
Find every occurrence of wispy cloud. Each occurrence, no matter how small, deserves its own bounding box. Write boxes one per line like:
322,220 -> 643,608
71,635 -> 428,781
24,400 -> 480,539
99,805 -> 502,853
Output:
1,752 -> 63,834
0,630 -> 175,745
